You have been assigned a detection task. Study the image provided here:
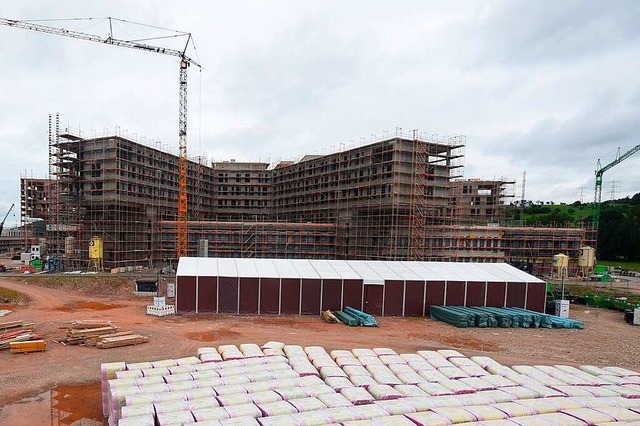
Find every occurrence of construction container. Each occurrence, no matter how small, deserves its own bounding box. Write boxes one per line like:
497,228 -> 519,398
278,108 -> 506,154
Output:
20,252 -> 31,265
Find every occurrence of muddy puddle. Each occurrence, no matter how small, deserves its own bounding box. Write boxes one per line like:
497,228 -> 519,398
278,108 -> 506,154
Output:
0,383 -> 104,425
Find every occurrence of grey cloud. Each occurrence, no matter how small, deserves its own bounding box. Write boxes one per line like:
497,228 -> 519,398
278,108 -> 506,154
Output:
476,0 -> 640,66
492,91 -> 640,167
1,0 -> 639,212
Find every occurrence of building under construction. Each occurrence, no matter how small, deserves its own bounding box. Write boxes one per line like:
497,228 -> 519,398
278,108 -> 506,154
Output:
19,115 -> 595,270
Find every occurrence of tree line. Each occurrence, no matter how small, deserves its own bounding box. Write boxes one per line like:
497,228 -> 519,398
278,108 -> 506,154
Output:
507,193 -> 640,261
597,193 -> 640,261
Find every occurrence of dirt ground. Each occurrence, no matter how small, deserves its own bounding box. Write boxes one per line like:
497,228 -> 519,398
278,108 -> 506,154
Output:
1,275 -> 639,416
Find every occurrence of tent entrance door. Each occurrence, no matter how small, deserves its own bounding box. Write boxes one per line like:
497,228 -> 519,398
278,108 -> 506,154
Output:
363,284 -> 383,316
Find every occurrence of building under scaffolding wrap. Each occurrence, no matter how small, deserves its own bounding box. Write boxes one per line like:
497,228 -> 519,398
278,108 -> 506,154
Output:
19,115 -> 595,270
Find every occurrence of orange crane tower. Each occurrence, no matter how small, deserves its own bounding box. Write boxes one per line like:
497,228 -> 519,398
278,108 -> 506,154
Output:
0,17 -> 201,259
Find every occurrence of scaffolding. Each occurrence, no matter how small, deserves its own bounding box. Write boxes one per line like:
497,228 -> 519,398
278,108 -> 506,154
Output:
43,121 -> 214,269
31,117 -> 592,270
160,221 -> 344,260
501,224 -> 596,275
270,133 -> 464,261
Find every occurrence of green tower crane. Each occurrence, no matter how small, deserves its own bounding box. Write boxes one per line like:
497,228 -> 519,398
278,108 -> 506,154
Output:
593,144 -> 640,228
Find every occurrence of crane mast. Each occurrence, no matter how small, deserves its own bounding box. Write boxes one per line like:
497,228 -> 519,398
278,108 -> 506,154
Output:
0,17 -> 200,259
593,144 -> 640,227
177,59 -> 189,257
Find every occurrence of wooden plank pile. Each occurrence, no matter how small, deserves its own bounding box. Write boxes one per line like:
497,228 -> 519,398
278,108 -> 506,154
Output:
0,320 -> 41,351
56,320 -> 149,349
97,334 -> 149,349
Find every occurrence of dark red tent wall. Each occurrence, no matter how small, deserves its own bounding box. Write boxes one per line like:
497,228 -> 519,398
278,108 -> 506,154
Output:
197,276 -> 217,313
465,282 -> 486,307
260,278 -> 280,314
301,278 -> 321,315
404,280 -> 425,316
383,280 -> 404,316
525,282 -> 546,312
218,276 -> 239,313
486,282 -> 507,307
506,282 -> 526,308
425,281 -> 445,313
321,279 -> 342,312
445,281 -> 465,306
239,277 -> 259,314
342,280 -> 363,311
177,276 -> 196,312
280,278 -> 301,314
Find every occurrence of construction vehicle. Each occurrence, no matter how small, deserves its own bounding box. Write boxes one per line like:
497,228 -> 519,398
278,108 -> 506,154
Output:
0,17 -> 200,259
593,144 -> 640,228
0,203 -> 15,237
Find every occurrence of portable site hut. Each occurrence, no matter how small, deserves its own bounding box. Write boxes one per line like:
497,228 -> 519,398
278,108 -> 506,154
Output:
175,258 -> 546,316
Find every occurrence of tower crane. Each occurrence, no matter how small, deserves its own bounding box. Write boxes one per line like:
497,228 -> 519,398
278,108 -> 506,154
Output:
0,17 -> 200,259
0,203 -> 15,236
593,144 -> 640,228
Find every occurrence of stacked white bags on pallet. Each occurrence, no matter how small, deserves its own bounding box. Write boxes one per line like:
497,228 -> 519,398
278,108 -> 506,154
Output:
103,344 -> 640,425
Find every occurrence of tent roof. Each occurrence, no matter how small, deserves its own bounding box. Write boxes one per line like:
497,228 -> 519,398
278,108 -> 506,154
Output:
254,258 -> 280,278
290,259 -> 320,279
176,258 -> 544,284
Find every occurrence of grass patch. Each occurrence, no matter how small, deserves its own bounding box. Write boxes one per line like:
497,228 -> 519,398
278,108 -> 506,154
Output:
0,286 -> 30,305
598,260 -> 640,273
548,283 -> 640,305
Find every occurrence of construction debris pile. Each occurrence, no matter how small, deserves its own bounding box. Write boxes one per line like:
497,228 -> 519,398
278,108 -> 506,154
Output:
102,343 -> 640,426
56,320 -> 149,349
430,306 -> 585,329
0,320 -> 44,353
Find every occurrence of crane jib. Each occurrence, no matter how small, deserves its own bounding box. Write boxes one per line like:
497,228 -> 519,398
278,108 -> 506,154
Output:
0,16 -> 199,259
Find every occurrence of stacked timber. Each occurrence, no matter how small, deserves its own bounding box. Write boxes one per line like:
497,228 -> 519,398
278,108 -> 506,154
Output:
0,320 -> 40,351
0,319 -> 34,332
59,325 -> 120,345
97,334 -> 149,349
66,319 -> 114,329
57,320 -> 149,349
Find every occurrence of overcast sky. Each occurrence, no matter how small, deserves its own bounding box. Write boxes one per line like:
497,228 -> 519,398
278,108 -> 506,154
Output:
1,1 -> 639,229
